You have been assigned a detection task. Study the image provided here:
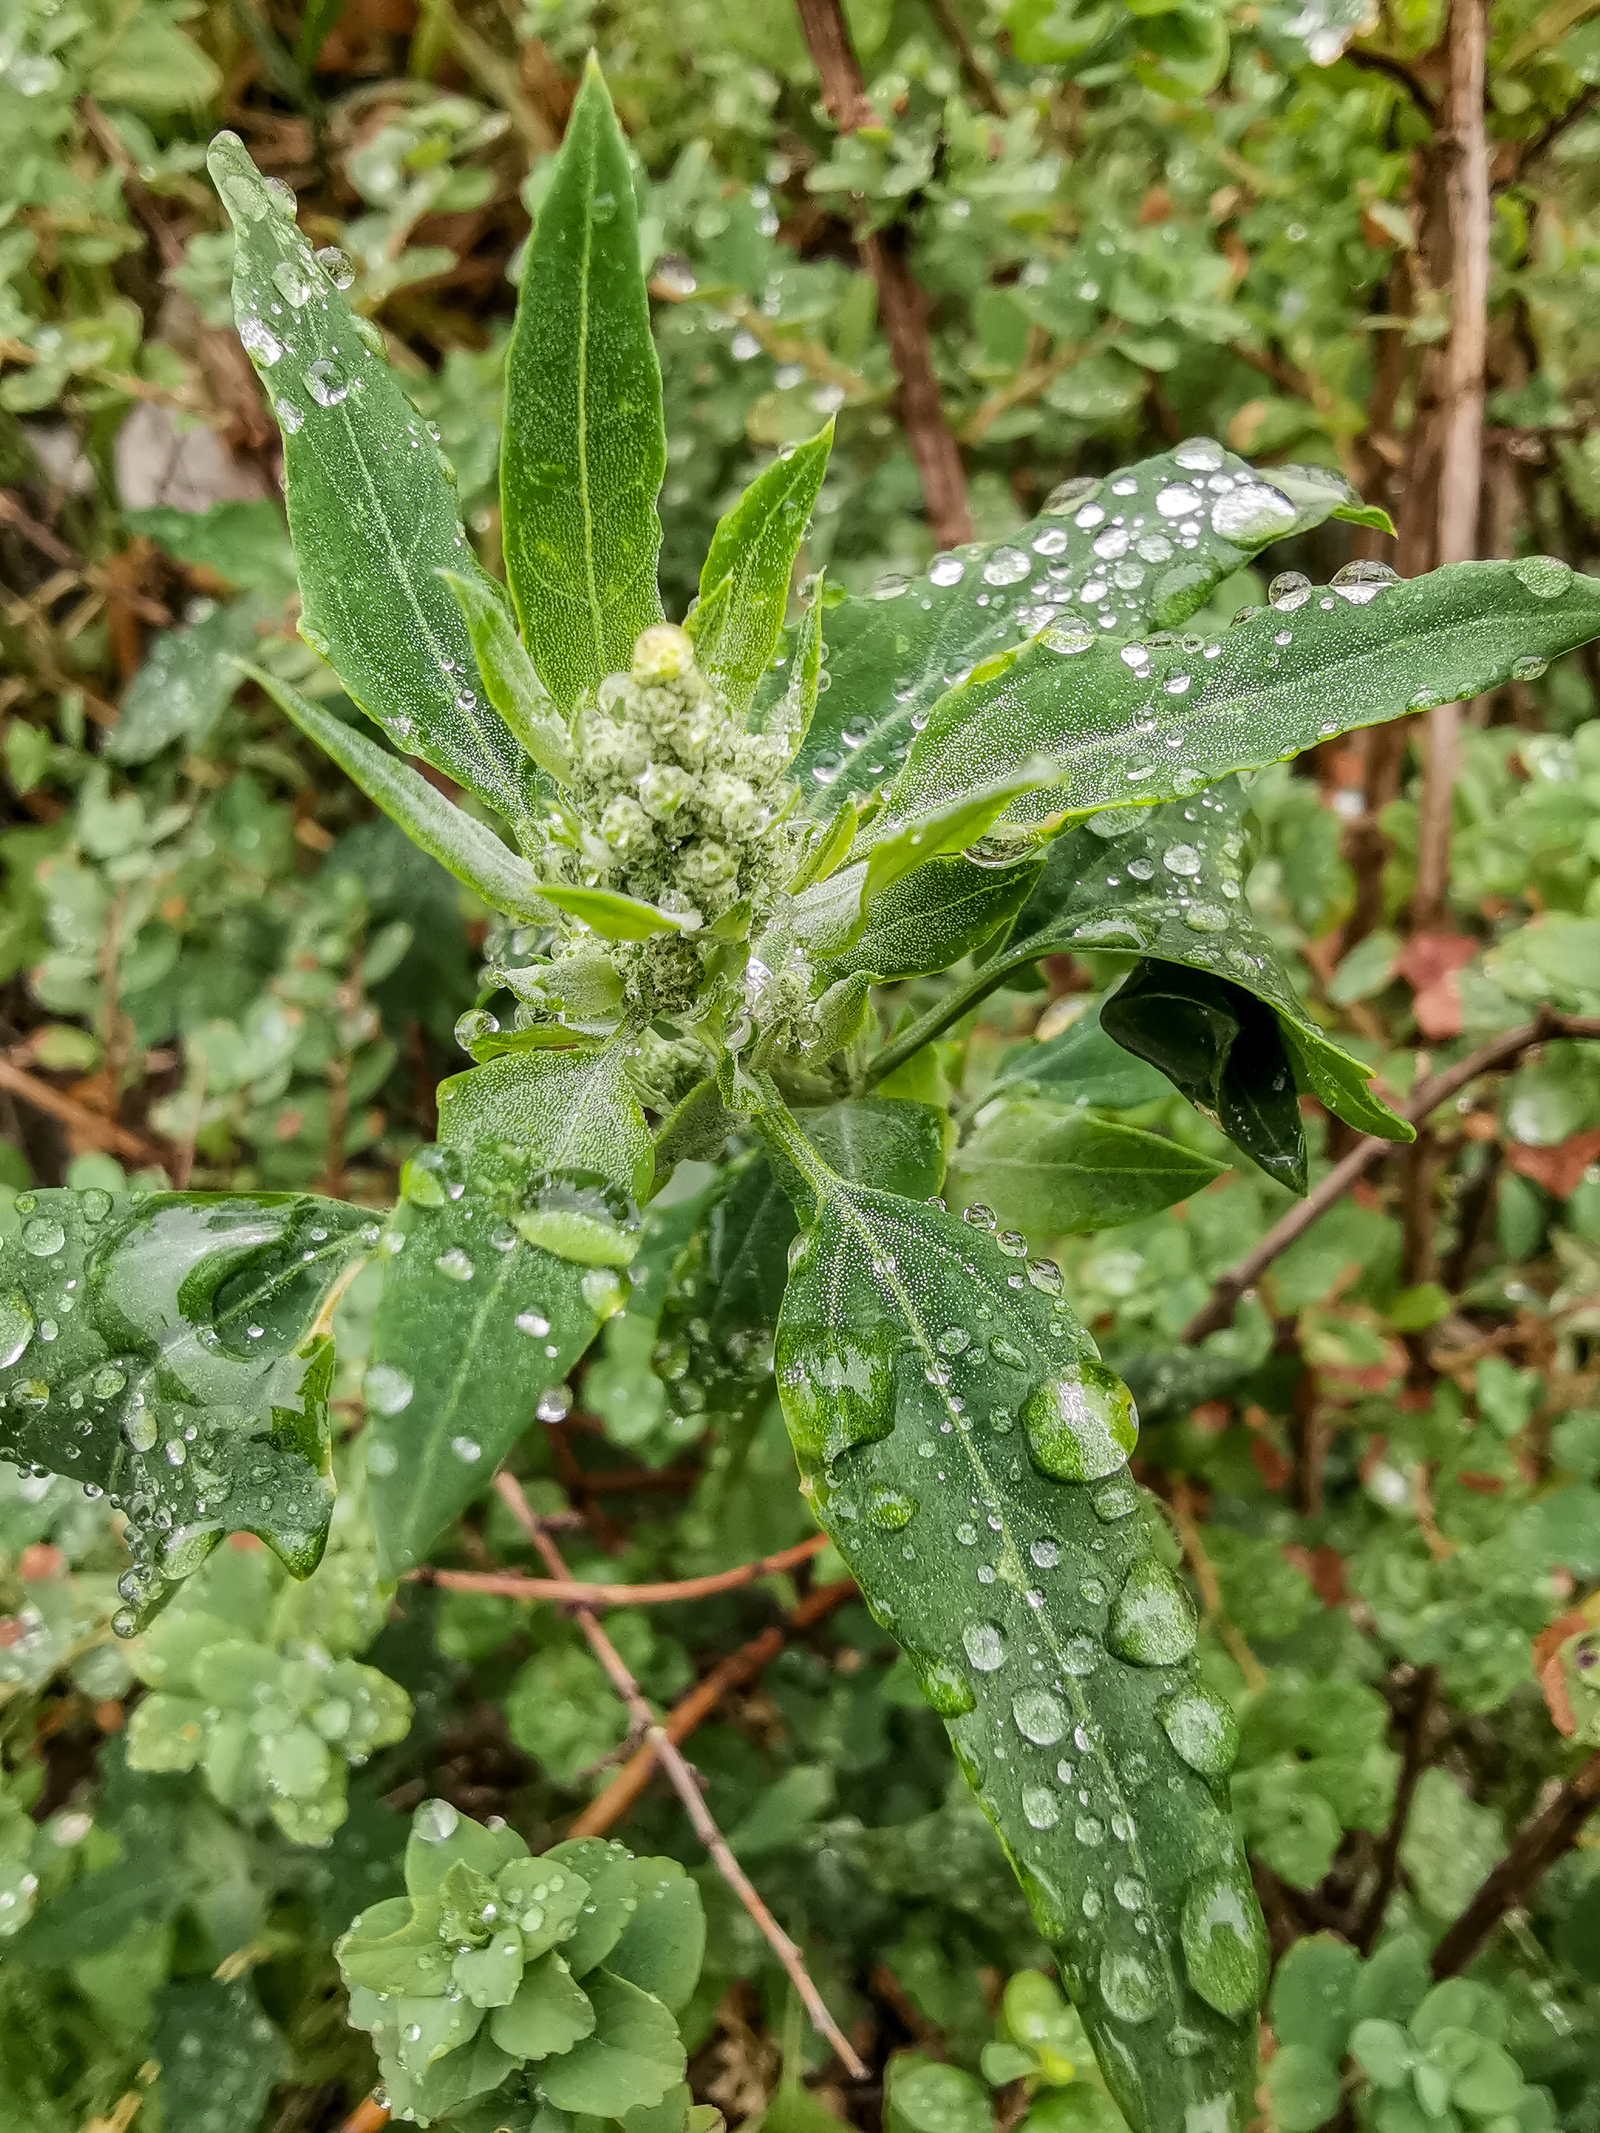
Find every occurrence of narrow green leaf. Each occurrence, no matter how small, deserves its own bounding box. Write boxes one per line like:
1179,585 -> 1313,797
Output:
0,1188 -> 369,1626
888,559 -> 1600,830
207,133 -> 536,825
765,1119 -> 1262,2133
825,854 -> 1042,983
768,442 -> 1376,817
788,794 -> 861,897
860,760 -> 1058,913
688,424 -> 833,712
243,665 -> 558,924
1102,964 -> 1308,1193
536,884 -> 695,940
502,59 -> 665,708
439,568 -> 574,783
949,1102 -> 1227,1235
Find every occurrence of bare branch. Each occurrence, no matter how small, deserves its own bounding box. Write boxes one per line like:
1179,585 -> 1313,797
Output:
494,1473 -> 868,2080
0,1057 -> 168,1170
1431,1752 -> 1600,1977
411,1532 -> 829,1606
1356,1665 -> 1439,1952
1183,1013 -> 1600,1343
920,0 -> 1008,117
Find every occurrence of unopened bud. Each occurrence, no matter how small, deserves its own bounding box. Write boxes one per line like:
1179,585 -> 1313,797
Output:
631,624 -> 694,685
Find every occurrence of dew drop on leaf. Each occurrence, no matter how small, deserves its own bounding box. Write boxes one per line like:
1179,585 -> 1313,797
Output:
962,1621 -> 1007,1672
303,358 -> 350,407
1012,1688 -> 1068,1744
1022,1361 -> 1138,1483
1158,1687 -> 1239,1779
21,1217 -> 66,1257
1100,1948 -> 1161,2023
1512,555 -> 1572,601
1022,1784 -> 1060,1830
1180,1864 -> 1268,2015
275,397 -> 304,434
869,1487 -> 916,1530
0,1291 -> 35,1368
365,1364 -> 414,1416
1108,1558 -> 1197,1666
415,1798 -> 459,1844
434,1248 -> 475,1283
928,554 -> 965,587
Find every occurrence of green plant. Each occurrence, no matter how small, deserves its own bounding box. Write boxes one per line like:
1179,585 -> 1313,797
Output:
6,30 -> 1600,2133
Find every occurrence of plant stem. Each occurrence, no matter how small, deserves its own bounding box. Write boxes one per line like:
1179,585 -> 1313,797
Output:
1431,1752 -> 1600,1977
494,1473 -> 868,2080
411,1530 -> 829,1604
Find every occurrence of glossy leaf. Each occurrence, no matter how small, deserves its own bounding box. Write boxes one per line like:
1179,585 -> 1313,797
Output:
1101,964 -> 1308,1194
208,134 -> 536,827
244,666 -> 559,923
859,760 -> 1058,914
439,568 -> 574,784
986,1007 -> 1171,1112
949,1101 -> 1227,1235
765,1117 -> 1263,2133
887,559 -> 1600,831
365,1050 -> 650,1572
0,1188 -> 371,1627
689,423 -> 833,713
825,854 -> 1042,983
502,59 -> 665,709
774,442 -> 1377,816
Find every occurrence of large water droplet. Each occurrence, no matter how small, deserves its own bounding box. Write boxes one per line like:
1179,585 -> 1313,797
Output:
239,317 -> 282,366
915,1658 -> 976,1716
779,1327 -> 896,1462
303,357 -> 350,407
1173,438 -> 1224,472
314,245 -> 356,289
1209,485 -> 1297,543
929,554 -> 965,587
1022,1784 -> 1060,1830
365,1364 -> 414,1416
21,1216 -> 66,1257
983,547 -> 1030,587
1329,558 -> 1399,604
869,1486 -> 916,1530
415,1798 -> 459,1843
1099,1948 -> 1160,2024
1022,1361 -> 1139,1483
1158,1687 -> 1239,1779
400,1145 -> 465,1208
1108,1558 -> 1196,1666
1155,484 -> 1203,519
434,1247 -> 475,1283
1162,843 -> 1202,877
1180,1863 -> 1268,2015
1012,1688 -> 1068,1745
962,1621 -> 1007,1672
0,1291 -> 35,1368
1512,555 -> 1572,601
1268,570 -> 1311,611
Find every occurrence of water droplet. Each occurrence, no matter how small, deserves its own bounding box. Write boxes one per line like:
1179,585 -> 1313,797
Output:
1100,1948 -> 1160,2024
963,1204 -> 997,1232
536,1384 -> 572,1422
1115,1876 -> 1148,1911
515,1310 -> 551,1338
314,245 -> 356,288
21,1216 -> 66,1257
1162,843 -> 1202,877
869,1487 -> 916,1530
1013,1687 -> 1068,1745
79,1189 -> 113,1223
416,1798 -> 459,1843
1267,570 -> 1312,611
1061,1634 -> 1100,1676
275,397 -> 304,434
1156,484 -> 1203,519
983,547 -> 1030,587
1210,484 -> 1298,543
1108,1557 -> 1196,1665
1174,438 -> 1224,472
271,258 -> 314,306
365,1363 -> 414,1418
962,1621 -> 1007,1672
400,1145 -> 465,1208
450,1435 -> 482,1462
1181,1863 -> 1268,2015
1022,1784 -> 1060,1830
1511,653 -> 1549,681
1512,554 -> 1572,600
1045,476 -> 1101,513
239,317 -> 282,366
0,1291 -> 34,1368
91,1362 -> 126,1398
1026,1259 -> 1063,1295
1329,557 -> 1399,603
1022,1361 -> 1139,1483
1184,904 -> 1230,934
303,357 -> 350,407
938,1326 -> 971,1355
1042,622 -> 1095,656
1074,1813 -> 1105,1846
929,554 -> 965,587
1158,1687 -> 1239,1779
874,572 -> 910,600
454,1008 -> 500,1049
434,1247 -> 475,1283
1030,1537 -> 1060,1569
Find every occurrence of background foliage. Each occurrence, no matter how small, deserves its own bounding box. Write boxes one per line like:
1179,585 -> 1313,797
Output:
1,0 -> 1599,2129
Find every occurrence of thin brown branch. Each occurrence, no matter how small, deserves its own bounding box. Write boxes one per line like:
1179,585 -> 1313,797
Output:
411,1532 -> 829,1606
793,0 -> 973,547
337,2098 -> 392,2133
1167,1483 -> 1266,1692
493,1474 -> 867,2079
1356,1666 -> 1438,1951
1342,47 -> 1438,120
1519,83 -> 1600,168
0,1057 -> 167,1169
1412,0 -> 1489,931
920,0 -> 1008,116
1431,1753 -> 1600,1977
571,1574 -> 857,1840
1183,1013 -> 1600,1342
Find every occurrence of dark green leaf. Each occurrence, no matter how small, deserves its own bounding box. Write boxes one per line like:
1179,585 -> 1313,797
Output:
886,559 -> 1600,831
208,134 -> 536,826
536,1970 -> 686,2115
0,1188 -> 369,1626
775,443 -> 1373,816
949,1101 -> 1227,1235
154,1979 -> 286,2133
987,1008 -> 1171,1112
501,60 -> 665,708
1101,965 -> 1308,1193
689,424 -> 833,713
767,1118 -> 1262,2133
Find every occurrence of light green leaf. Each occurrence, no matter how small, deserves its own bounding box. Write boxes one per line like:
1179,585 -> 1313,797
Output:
774,442 -> 1376,817
208,133 -> 536,825
537,1971 -> 686,2116
689,425 -> 833,713
604,1862 -> 705,2013
502,59 -> 665,708
986,1009 -> 1171,1112
765,1114 -> 1261,2133
244,665 -> 558,923
824,853 -> 1041,983
438,1047 -> 653,1203
0,1188 -> 368,1628
949,1101 -> 1227,1235
104,599 -> 264,765
535,884 -> 695,940
439,568 -> 574,783
887,560 -> 1600,831
860,760 -> 1059,915
490,1952 -> 596,2059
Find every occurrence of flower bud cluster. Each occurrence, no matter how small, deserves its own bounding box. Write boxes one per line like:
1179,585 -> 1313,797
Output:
547,624 -> 801,1015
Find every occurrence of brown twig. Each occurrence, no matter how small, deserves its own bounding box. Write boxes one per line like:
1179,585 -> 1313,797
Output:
1355,1666 -> 1438,1951
411,1532 -> 830,1606
1431,1753 -> 1600,1977
337,2098 -> 392,2133
571,1574 -> 859,1841
920,0 -> 1008,116
1166,1483 -> 1266,1692
0,1057 -> 167,1170
1342,47 -> 1438,120
493,1473 -> 867,2079
793,0 -> 973,547
1411,0 -> 1489,932
1183,1013 -> 1600,1342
